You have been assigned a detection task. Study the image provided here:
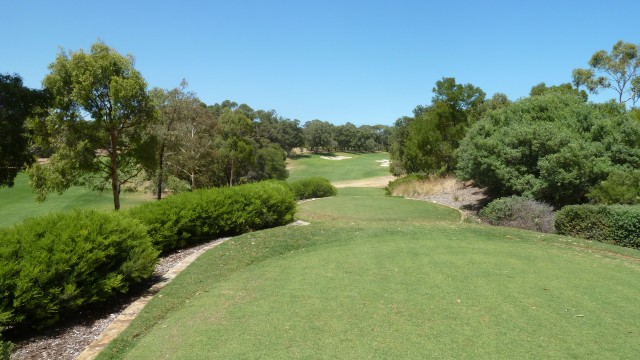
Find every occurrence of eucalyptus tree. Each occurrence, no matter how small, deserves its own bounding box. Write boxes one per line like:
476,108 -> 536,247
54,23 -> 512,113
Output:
572,40 -> 640,106
29,41 -> 155,210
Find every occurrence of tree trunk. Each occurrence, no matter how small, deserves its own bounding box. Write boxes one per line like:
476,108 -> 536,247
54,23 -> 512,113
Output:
109,130 -> 121,211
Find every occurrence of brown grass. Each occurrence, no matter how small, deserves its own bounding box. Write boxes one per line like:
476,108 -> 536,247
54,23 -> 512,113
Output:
390,175 -> 462,197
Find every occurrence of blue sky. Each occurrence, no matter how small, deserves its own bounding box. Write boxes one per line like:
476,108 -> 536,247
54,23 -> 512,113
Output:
2,0 -> 639,125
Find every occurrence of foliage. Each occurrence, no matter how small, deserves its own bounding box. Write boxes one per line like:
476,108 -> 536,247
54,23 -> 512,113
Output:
555,205 -> 640,249
572,40 -> 640,106
29,41 -> 156,210
389,77 -> 486,175
0,332 -> 11,360
479,196 -> 555,233
588,169 -> 640,204
148,81 -> 212,197
0,210 -> 158,332
529,82 -> 588,102
303,119 -> 335,153
289,177 -> 337,200
127,180 -> 296,253
0,73 -> 49,187
456,93 -> 640,207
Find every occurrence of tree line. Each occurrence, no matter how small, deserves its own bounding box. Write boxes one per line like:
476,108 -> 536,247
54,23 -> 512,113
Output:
1,41 -> 388,210
389,40 -> 640,208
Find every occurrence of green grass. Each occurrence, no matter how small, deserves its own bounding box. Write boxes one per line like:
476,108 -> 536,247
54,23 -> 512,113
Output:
0,173 -> 150,228
287,152 -> 390,182
98,189 -> 640,359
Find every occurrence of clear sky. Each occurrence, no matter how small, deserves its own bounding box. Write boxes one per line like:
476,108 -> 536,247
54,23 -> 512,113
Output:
2,0 -> 639,126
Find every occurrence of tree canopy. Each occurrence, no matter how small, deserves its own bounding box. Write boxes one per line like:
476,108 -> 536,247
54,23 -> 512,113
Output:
29,41 -> 156,210
456,93 -> 640,207
572,40 -> 640,107
0,73 -> 48,187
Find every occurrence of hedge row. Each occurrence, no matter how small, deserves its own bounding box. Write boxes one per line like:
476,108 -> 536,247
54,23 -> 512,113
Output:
555,205 -> 640,249
289,177 -> 337,200
0,210 -> 158,332
0,180 -> 297,335
127,180 -> 297,253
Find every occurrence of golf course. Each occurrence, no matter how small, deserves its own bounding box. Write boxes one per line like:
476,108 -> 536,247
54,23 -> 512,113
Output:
88,153 -> 640,359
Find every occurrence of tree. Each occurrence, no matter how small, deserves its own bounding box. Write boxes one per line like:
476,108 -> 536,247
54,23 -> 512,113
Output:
398,77 -> 485,174
303,120 -> 335,153
149,80 -> 209,198
456,93 -> 640,207
217,108 -> 256,186
0,73 -> 48,187
572,40 -> 640,106
529,82 -> 587,102
29,41 -> 155,210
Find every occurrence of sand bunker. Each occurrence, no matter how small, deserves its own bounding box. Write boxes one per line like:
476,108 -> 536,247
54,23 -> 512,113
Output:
376,159 -> 390,167
320,156 -> 352,160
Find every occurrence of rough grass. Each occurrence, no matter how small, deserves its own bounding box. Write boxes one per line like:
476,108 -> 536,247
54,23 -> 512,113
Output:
0,174 -> 151,228
286,152 -> 390,183
389,175 -> 461,197
97,189 -> 640,359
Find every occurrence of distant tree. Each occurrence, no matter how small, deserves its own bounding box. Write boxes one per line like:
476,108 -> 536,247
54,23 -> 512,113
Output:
0,73 -> 48,187
29,41 -> 155,210
303,120 -> 335,153
149,80 -> 211,197
530,82 -> 587,102
572,40 -> 640,106
217,108 -> 256,186
273,118 -> 304,155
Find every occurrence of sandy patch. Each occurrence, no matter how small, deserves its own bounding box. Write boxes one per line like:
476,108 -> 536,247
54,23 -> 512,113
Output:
376,159 -> 390,167
332,175 -> 397,188
320,156 -> 352,160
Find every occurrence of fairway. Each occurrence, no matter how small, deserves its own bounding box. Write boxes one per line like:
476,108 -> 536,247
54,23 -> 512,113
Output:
99,189 -> 640,359
0,174 -> 150,228
287,152 -> 390,183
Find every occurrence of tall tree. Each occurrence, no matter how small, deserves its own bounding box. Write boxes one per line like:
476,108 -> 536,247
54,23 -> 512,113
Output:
149,80 -> 209,198
0,73 -> 48,187
402,77 -> 485,174
572,40 -> 640,106
29,41 -> 155,210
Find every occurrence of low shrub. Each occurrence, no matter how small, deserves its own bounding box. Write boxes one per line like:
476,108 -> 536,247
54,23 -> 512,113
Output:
128,180 -> 296,253
0,210 -> 158,332
0,332 -> 11,360
479,196 -> 555,233
384,174 -> 427,196
289,177 -> 337,200
555,205 -> 640,249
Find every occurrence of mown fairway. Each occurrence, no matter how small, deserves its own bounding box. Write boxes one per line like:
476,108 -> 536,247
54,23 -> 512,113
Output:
286,152 -> 390,182
99,188 -> 640,359
0,174 -> 150,228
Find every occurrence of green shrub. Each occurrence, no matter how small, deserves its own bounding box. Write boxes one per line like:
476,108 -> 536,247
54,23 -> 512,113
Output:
0,332 -> 11,360
128,180 -> 296,253
479,196 -> 555,233
555,205 -> 640,249
0,210 -> 158,332
289,177 -> 337,200
588,169 -> 640,204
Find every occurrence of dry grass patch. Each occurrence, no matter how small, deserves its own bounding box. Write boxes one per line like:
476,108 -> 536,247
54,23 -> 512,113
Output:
388,175 -> 462,197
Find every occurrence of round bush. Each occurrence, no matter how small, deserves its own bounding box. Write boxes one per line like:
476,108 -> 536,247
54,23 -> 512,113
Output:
289,177 -> 337,200
0,210 -> 158,332
479,196 -> 555,233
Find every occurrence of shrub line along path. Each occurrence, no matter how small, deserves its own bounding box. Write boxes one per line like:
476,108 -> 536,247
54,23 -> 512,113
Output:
76,238 -> 230,360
